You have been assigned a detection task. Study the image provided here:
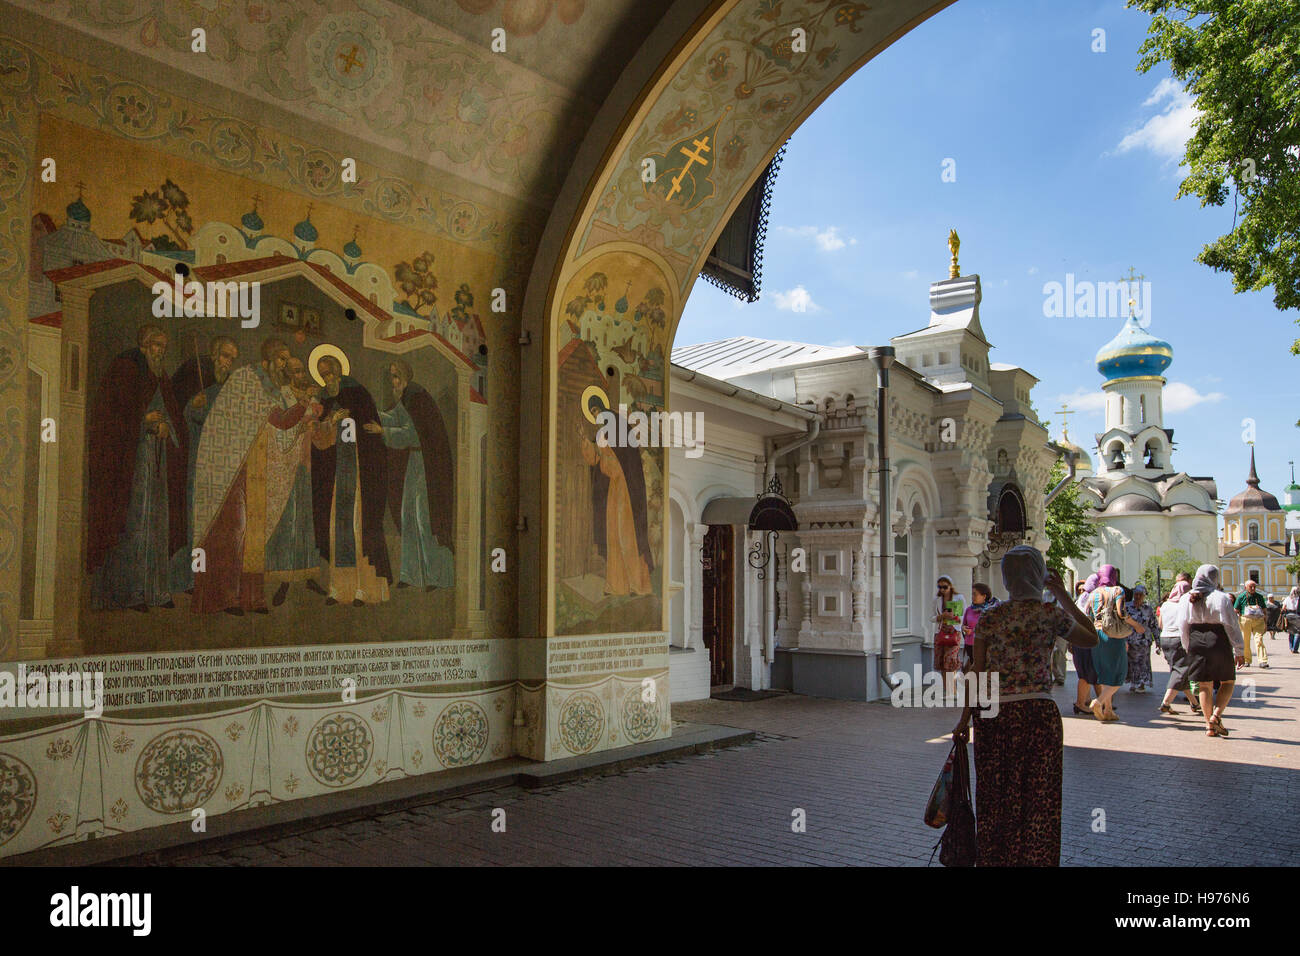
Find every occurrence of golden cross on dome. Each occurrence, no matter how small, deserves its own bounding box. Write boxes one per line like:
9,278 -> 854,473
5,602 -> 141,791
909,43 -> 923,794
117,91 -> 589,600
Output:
1118,266 -> 1146,313
948,229 -> 960,278
1055,403 -> 1074,441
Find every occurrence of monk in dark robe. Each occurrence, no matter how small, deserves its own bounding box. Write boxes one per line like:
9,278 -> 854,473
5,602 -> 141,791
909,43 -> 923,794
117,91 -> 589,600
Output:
87,324 -> 188,611
575,394 -> 653,595
364,360 -> 454,590
311,354 -> 391,605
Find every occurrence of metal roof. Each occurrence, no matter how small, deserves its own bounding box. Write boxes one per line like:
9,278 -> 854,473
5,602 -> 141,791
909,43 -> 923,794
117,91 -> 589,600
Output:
671,336 -> 865,379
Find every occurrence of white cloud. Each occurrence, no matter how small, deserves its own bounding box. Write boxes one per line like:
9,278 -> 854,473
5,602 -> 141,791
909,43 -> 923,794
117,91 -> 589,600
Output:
1114,77 -> 1198,162
1027,266 -> 1038,275
1056,388 -> 1108,413
902,269 -> 920,280
1163,381 -> 1225,413
770,285 -> 820,312
775,224 -> 855,252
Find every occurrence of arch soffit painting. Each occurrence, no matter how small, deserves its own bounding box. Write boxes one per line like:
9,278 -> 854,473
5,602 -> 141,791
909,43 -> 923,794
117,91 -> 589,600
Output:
535,0 -> 957,631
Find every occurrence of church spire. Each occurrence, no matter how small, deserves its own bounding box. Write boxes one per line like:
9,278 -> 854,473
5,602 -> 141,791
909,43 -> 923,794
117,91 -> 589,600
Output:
1247,446 -> 1260,488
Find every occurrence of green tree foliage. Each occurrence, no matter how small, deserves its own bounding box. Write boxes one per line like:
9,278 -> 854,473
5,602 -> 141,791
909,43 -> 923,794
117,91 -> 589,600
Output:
1138,548 -> 1202,597
1044,459 -> 1094,575
1129,1 -> 1300,350
1285,554 -> 1300,582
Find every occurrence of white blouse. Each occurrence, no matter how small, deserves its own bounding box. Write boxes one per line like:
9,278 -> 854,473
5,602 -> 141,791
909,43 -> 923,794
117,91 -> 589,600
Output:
1178,591 -> 1245,655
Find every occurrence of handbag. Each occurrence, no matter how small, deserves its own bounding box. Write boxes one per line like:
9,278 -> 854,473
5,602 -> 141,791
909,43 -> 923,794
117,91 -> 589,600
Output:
923,745 -> 956,828
930,732 -> 975,866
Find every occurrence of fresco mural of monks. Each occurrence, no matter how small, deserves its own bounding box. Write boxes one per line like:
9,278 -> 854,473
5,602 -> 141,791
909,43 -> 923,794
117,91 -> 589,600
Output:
576,388 -> 653,597
87,325 -> 189,611
265,356 -> 328,605
310,347 -> 392,606
191,337 -> 321,615
364,360 -> 455,590
169,335 -> 239,594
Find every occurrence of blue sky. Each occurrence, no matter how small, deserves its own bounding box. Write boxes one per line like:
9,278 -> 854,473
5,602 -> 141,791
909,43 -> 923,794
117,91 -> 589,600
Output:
676,0 -> 1300,511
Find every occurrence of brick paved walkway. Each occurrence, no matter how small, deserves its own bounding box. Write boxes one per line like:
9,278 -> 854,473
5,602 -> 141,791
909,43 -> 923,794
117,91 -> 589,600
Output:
163,641 -> 1300,866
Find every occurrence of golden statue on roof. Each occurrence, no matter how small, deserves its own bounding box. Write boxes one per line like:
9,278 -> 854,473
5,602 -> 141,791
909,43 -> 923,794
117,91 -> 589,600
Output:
948,229 -> 960,279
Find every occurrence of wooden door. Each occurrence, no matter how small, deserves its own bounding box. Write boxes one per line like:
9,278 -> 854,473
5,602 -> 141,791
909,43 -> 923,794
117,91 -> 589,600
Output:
702,524 -> 734,686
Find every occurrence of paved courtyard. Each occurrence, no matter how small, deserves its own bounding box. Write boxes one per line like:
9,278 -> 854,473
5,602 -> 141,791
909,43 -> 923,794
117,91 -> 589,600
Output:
160,642 -> 1300,867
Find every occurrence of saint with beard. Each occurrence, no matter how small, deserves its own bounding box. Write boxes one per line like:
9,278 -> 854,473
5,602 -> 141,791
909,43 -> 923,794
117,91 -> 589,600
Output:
575,389 -> 653,596
87,324 -> 187,611
310,347 -> 392,605
265,356 -> 326,604
168,335 -> 238,594
363,360 -> 454,590
191,337 -> 314,614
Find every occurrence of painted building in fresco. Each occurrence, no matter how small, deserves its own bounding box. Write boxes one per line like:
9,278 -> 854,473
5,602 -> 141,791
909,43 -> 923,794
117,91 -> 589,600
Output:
671,266 -> 1059,700
0,0 -> 966,859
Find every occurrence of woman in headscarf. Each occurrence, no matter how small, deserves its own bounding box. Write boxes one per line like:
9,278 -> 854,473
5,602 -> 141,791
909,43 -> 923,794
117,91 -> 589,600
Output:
1178,564 -> 1245,738
1071,572 -> 1101,716
1083,564 -> 1135,722
1125,584 -> 1158,693
1156,580 -> 1199,715
1283,586 -> 1300,654
950,546 -> 1097,866
932,575 -> 965,692
960,582 -> 998,669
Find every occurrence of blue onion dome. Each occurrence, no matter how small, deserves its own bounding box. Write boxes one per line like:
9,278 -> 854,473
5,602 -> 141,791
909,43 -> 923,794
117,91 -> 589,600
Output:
1095,315 -> 1173,381
241,206 -> 264,233
293,212 -> 318,244
66,195 -> 91,223
343,227 -> 361,260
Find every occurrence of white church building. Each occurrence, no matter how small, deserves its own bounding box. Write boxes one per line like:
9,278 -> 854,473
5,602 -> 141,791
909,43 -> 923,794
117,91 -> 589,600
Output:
667,261 -> 1058,701
1063,315 -> 1218,589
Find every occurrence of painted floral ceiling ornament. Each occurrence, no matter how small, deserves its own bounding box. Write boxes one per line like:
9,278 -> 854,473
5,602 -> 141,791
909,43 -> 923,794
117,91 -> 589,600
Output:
306,12 -> 394,109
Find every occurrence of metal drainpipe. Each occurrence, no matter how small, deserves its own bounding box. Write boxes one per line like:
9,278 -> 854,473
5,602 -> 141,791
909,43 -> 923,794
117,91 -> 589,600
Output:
762,413 -> 820,668
1043,448 -> 1079,507
868,348 -> 899,694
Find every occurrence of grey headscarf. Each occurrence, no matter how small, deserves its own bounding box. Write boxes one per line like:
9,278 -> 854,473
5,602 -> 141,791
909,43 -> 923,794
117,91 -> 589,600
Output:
1191,564 -> 1219,595
1002,545 -> 1047,602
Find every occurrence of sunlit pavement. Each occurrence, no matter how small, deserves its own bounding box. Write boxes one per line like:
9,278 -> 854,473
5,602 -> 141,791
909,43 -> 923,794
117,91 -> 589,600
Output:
159,640 -> 1300,867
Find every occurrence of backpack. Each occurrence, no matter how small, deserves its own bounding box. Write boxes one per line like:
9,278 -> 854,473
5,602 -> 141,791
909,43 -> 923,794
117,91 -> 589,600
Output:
1092,588 -> 1132,640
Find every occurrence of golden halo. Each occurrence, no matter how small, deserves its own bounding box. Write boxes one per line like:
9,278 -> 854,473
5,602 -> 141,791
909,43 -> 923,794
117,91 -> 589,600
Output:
581,385 -> 610,425
308,343 -> 350,386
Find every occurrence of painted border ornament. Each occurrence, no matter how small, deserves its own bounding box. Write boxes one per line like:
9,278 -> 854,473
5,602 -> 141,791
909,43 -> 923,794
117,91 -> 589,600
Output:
432,700 -> 489,768
0,753 -> 37,846
305,712 -> 374,787
621,688 -> 659,742
558,691 -> 604,754
134,730 -> 224,815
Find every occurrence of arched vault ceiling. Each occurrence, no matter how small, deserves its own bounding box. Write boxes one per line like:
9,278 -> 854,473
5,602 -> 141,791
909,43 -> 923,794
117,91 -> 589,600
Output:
565,0 -> 953,307
9,0 -> 668,207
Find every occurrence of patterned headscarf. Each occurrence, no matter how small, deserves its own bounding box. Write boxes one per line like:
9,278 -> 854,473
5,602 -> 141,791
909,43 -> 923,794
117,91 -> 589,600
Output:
1191,564 -> 1219,594
1001,545 -> 1047,602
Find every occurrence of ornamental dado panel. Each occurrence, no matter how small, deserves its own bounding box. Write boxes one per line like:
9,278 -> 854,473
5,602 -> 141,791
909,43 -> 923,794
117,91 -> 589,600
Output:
0,687 -> 513,857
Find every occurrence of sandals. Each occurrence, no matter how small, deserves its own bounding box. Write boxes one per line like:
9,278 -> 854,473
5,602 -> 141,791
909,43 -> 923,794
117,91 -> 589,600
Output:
1159,704 -> 1177,715
1089,699 -> 1106,722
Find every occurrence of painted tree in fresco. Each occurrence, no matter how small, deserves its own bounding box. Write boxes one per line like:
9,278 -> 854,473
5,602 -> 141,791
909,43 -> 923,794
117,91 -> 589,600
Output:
395,251 -> 439,315
128,178 -> 193,250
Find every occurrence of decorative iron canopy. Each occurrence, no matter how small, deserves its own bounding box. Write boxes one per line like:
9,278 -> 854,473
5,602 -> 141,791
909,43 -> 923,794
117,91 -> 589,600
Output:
749,474 -> 797,532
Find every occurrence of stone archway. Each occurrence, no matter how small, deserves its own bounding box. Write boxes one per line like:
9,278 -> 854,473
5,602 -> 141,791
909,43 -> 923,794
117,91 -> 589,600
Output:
519,0 -> 956,759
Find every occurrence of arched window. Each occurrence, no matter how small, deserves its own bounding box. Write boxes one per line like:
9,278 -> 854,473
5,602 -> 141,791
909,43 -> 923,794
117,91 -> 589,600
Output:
1139,395 -> 1146,423
995,485 -> 1027,535
1248,521 -> 1260,541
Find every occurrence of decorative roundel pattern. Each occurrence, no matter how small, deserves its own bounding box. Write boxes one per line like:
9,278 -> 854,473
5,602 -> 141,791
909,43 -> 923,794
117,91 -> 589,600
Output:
432,701 -> 489,768
0,753 -> 37,846
621,688 -> 660,743
134,730 -> 223,814
306,712 -> 374,788
558,692 -> 604,755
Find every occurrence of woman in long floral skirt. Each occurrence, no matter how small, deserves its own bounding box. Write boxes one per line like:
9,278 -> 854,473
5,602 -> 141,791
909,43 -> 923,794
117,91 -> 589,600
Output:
951,547 -> 1098,866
